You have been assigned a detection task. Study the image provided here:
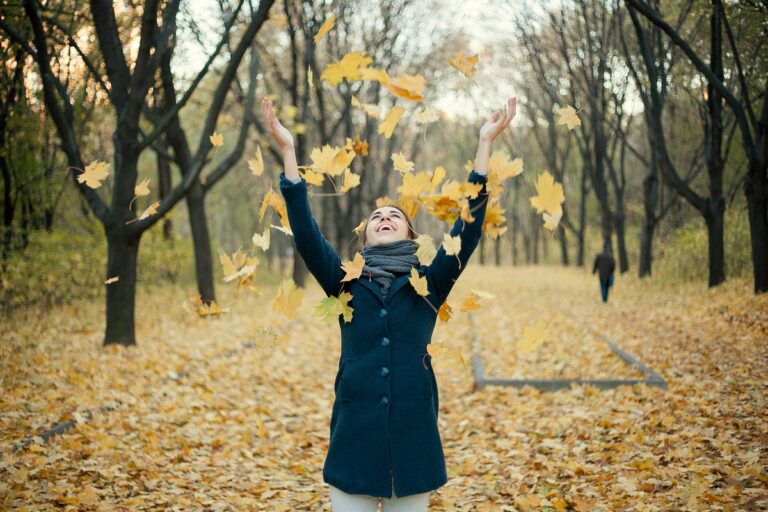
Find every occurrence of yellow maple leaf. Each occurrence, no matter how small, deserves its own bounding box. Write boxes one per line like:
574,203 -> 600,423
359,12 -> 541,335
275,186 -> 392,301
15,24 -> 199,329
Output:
448,51 -> 478,77
138,201 -> 160,220
353,219 -> 367,236
270,224 -> 293,236
309,144 -> 354,176
409,268 -> 429,296
77,161 -> 110,189
104,276 -> 119,285
458,292 -> 481,312
429,166 -> 446,191
341,252 -> 364,282
556,105 -> 581,130
427,343 -> 443,357
378,106 -> 404,139
530,171 -> 565,214
415,234 -> 436,265
271,279 -> 304,318
300,168 -> 325,186
315,291 -> 354,323
399,171 -> 432,197
210,132 -> 224,147
321,51 -> 373,86
313,14 -> 336,44
437,301 -> 452,323
259,189 -> 290,229
341,169 -> 361,192
488,150 -> 524,181
382,74 -> 425,102
359,67 -> 391,83
251,227 -> 270,252
352,136 -> 368,156
248,146 -> 264,176
543,209 -> 563,231
392,152 -> 414,173
135,178 -> 150,196
307,66 -> 314,90
443,233 -> 461,256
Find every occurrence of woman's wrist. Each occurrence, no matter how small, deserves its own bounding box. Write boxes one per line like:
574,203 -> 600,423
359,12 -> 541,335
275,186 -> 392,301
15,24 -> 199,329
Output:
474,139 -> 492,174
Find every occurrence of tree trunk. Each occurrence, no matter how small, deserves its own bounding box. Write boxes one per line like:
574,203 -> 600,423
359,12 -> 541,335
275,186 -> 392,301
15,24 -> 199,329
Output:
639,161 -> 659,277
186,180 -> 215,304
744,159 -> 768,292
104,227 -> 141,346
558,227 -> 569,265
615,210 -> 629,273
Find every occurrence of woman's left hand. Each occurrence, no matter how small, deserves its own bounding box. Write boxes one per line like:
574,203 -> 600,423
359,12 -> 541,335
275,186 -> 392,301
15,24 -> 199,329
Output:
479,96 -> 517,143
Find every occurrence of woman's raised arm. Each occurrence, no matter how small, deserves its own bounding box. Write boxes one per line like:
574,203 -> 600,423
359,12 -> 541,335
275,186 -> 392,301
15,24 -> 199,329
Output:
261,98 -> 345,297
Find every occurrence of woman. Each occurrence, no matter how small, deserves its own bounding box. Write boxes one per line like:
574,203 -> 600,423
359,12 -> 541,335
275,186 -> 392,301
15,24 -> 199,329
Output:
261,96 -> 516,511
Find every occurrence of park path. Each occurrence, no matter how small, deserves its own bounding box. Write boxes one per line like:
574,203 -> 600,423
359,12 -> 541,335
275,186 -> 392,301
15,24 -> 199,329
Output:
1,265 -> 766,511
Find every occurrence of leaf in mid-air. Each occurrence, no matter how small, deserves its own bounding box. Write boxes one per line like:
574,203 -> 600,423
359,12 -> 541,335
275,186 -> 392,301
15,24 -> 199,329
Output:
414,106 -> 439,124
340,252 -> 364,282
352,219 -> 367,236
135,178 -> 150,196
443,233 -> 461,256
104,276 -> 119,285
415,234 -> 436,265
556,105 -> 581,130
210,132 -> 224,147
377,107 -> 404,139
543,209 -> 563,231
138,201 -> 160,220
321,51 -> 373,86
518,319 -> 549,353
409,268 -> 429,296
313,14 -> 335,43
77,161 -> 110,189
458,292 -> 481,312
248,146 -> 264,176
530,171 -> 565,215
252,227 -> 270,252
315,291 -> 354,323
271,279 -> 304,318
392,152 -> 414,173
448,51 -> 478,77
437,300 -> 452,323
340,169 -> 361,192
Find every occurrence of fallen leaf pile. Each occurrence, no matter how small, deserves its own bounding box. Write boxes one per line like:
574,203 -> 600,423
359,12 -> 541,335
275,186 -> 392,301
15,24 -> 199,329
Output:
1,266 -> 766,511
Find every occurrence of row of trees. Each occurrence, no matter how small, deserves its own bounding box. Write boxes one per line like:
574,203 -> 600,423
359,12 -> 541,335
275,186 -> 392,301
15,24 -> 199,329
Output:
0,0 -> 765,348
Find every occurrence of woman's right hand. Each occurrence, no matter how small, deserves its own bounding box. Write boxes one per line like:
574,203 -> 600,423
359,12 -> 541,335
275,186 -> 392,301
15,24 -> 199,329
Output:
261,98 -> 295,152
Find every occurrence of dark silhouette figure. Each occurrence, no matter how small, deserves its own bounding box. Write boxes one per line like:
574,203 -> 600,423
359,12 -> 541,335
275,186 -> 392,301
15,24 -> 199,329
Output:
592,242 -> 616,303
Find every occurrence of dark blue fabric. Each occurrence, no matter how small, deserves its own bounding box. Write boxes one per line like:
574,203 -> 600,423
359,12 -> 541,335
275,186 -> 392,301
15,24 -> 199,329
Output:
279,170 -> 489,498
599,274 -> 614,302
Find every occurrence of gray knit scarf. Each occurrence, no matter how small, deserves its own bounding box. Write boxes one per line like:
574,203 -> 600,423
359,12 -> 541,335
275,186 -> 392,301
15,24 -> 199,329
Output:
361,239 -> 419,297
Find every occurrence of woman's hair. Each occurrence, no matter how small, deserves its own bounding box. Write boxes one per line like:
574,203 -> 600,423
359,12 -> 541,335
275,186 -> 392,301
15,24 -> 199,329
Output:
359,204 -> 417,247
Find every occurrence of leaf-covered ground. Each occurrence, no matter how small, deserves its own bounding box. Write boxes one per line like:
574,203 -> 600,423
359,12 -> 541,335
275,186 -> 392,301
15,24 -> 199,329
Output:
1,265 -> 766,511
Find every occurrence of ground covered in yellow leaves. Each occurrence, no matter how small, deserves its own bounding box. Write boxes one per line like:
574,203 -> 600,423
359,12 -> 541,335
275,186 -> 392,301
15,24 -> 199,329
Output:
1,265 -> 766,511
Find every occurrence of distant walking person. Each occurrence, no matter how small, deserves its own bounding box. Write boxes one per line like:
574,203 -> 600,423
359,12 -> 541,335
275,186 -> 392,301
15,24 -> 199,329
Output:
592,242 -> 616,303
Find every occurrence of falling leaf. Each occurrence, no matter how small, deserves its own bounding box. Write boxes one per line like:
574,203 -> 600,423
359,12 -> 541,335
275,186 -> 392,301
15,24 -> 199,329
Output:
448,51 -> 479,77
309,144 -> 355,176
315,291 -> 354,323
414,106 -> 439,124
340,169 -> 360,192
471,289 -> 496,300
415,234 -> 436,265
382,74 -> 425,102
300,169 -> 325,186
341,253 -> 365,282
443,233 -> 461,256
321,51 -> 373,86
351,136 -> 368,156
488,150 -> 524,180
458,292 -> 481,312
104,276 -> 119,285
134,178 -> 150,196
556,105 -> 581,130
210,132 -> 224,147
313,14 -> 336,44
437,301 -> 452,322
76,161 -> 110,189
530,171 -> 565,215
409,268 -> 429,296
138,201 -> 160,220
543,209 -> 563,231
248,146 -> 264,176
259,189 -> 290,230
391,152 -> 415,174
271,279 -> 304,318
252,227 -> 270,252
377,106 -> 404,139
270,224 -> 293,236
307,66 -> 314,91
399,171 -> 433,197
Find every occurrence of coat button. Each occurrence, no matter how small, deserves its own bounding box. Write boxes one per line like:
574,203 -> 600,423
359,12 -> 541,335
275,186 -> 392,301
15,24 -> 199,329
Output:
380,366 -> 389,377
380,395 -> 389,405
379,308 -> 388,317
381,337 -> 390,346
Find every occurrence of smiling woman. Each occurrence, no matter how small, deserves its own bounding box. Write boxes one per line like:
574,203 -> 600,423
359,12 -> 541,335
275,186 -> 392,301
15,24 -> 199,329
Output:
260,95 -> 516,511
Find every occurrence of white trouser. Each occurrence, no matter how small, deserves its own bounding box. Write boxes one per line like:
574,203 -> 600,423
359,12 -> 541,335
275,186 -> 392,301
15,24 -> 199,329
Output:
329,484 -> 430,512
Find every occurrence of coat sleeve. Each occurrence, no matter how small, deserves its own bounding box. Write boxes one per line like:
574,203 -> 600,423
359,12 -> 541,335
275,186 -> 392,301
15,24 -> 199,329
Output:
278,171 -> 345,297
425,170 -> 489,307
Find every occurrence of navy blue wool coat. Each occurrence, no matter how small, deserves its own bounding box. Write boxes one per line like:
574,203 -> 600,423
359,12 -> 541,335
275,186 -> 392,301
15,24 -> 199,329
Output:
279,169 -> 489,498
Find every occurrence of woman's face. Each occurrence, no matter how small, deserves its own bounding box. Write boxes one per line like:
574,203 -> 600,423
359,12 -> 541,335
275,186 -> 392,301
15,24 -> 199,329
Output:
365,206 -> 410,245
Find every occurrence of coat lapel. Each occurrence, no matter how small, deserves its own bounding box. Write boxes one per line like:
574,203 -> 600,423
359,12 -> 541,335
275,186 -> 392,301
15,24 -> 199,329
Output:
356,272 -> 412,305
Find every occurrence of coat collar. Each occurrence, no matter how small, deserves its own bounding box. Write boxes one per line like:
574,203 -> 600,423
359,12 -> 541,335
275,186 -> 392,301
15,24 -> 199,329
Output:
356,271 -> 414,306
